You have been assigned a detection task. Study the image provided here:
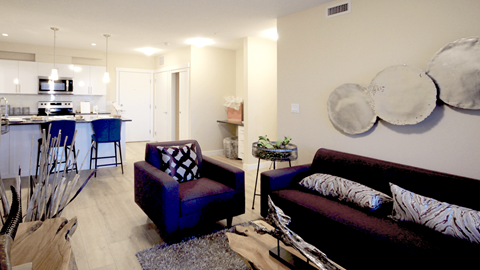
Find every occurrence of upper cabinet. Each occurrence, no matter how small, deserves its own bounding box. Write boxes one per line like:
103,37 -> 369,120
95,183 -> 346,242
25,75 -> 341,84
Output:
0,60 -> 19,94
37,62 -> 74,78
73,65 -> 106,95
0,60 -> 106,96
18,61 -> 38,94
0,60 -> 38,94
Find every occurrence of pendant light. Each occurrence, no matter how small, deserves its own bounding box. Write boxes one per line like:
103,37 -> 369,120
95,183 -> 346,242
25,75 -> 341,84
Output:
103,34 -> 110,83
50,27 -> 59,81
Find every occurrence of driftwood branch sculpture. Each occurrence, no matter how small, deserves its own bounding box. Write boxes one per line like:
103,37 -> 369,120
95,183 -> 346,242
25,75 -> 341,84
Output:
253,196 -> 341,270
0,186 -> 22,270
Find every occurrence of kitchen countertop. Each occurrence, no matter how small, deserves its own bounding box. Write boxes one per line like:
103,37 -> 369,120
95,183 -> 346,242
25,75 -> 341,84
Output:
5,115 -> 131,126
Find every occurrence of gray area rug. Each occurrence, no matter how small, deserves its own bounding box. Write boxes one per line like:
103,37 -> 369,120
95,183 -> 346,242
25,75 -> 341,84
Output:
136,222 -> 252,270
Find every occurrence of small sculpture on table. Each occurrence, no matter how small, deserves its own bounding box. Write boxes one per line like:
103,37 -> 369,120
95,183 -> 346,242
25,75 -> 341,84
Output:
253,196 -> 341,270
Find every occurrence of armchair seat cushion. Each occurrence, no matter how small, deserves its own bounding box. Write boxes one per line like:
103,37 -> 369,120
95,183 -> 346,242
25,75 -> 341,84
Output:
179,178 -> 235,216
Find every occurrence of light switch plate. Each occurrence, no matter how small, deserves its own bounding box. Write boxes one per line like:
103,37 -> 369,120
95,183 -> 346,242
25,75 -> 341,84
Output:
291,104 -> 300,113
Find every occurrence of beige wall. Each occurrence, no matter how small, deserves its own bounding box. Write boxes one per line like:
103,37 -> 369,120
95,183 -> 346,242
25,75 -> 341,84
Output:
190,46 -> 236,151
236,49 -> 244,98
155,46 -> 191,69
243,37 -> 277,167
277,0 -> 480,179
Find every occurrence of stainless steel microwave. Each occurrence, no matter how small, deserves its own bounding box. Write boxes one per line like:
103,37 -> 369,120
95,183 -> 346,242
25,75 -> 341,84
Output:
38,77 -> 74,95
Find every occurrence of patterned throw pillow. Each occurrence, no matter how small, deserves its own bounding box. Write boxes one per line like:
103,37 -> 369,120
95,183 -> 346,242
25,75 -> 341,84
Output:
299,173 -> 392,211
157,143 -> 200,182
389,183 -> 480,244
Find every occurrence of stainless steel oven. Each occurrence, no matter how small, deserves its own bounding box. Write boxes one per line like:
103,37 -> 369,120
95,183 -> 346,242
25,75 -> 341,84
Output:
37,101 -> 75,116
38,77 -> 74,95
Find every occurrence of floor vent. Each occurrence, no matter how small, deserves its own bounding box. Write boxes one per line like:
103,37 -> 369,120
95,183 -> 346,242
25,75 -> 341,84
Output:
326,0 -> 351,18
158,56 -> 165,66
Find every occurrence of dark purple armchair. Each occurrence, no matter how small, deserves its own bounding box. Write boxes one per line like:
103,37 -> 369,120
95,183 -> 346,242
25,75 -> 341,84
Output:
134,140 -> 245,239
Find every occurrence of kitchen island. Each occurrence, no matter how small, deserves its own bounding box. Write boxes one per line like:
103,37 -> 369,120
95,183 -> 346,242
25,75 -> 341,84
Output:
0,116 -> 131,178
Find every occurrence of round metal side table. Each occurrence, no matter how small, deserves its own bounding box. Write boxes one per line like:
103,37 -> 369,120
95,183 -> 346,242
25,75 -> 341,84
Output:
251,142 -> 298,209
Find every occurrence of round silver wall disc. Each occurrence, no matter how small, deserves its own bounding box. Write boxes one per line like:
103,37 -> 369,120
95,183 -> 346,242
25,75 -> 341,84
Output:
367,65 -> 437,125
327,83 -> 377,134
427,36 -> 480,109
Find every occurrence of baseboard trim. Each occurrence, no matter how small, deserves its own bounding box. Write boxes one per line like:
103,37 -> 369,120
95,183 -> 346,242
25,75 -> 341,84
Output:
203,149 -> 224,156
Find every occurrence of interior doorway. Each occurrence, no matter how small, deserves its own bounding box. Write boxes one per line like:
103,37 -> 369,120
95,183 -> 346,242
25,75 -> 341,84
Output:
154,66 -> 189,142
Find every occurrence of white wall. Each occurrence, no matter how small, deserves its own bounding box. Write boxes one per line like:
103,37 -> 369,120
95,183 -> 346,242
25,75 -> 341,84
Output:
277,0 -> 480,179
236,49 -> 244,98
190,46 -> 237,151
243,37 -> 277,167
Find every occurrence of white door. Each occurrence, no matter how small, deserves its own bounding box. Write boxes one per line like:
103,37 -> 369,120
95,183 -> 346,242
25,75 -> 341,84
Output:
118,71 -> 152,142
178,69 -> 190,140
155,71 -> 170,142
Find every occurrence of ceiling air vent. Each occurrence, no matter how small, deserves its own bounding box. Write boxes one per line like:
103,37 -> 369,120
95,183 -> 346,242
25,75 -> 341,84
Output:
326,0 -> 351,18
158,56 -> 165,66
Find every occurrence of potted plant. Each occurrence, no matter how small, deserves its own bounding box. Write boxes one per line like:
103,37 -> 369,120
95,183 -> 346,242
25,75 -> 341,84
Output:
252,135 -> 298,161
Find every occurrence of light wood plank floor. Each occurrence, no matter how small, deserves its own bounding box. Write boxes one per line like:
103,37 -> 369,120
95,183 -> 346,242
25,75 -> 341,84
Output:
57,141 -> 268,270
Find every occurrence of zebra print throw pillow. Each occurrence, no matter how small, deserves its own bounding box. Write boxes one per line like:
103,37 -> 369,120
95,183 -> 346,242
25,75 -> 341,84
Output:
299,173 -> 393,211
389,183 -> 480,244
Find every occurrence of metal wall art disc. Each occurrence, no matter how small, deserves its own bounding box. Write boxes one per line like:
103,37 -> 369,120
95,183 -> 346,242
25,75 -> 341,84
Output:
426,37 -> 480,109
327,83 -> 377,134
367,65 -> 437,125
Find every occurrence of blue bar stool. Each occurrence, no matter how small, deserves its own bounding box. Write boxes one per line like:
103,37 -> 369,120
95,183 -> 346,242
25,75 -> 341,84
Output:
90,118 -> 124,177
35,120 -> 78,178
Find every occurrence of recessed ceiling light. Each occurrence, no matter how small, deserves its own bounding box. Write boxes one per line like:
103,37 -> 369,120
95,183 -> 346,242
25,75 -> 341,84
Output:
263,29 -> 278,41
187,38 -> 214,48
92,43 -> 96,46
136,48 -> 161,56
2,33 -> 8,37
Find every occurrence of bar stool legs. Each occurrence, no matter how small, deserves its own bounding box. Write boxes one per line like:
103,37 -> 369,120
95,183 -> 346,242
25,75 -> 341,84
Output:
35,139 -> 78,179
90,140 -> 124,177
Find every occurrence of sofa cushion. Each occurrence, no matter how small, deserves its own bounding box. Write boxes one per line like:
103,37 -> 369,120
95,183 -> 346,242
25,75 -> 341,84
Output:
299,173 -> 392,211
390,183 -> 480,244
179,178 -> 235,216
158,143 -> 200,182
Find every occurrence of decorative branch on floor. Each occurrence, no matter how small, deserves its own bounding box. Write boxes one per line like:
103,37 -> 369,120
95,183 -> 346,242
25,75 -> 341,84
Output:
0,186 -> 22,270
253,196 -> 341,270
0,126 -> 95,224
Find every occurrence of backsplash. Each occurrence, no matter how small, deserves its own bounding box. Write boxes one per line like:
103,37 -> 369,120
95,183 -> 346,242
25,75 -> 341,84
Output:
1,94 -> 107,115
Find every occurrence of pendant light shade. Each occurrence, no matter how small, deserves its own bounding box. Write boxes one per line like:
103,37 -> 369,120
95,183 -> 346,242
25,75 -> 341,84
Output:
50,27 -> 59,81
103,34 -> 110,83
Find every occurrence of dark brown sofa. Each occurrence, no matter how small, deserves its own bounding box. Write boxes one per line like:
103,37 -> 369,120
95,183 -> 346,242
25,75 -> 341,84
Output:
261,148 -> 480,269
134,140 -> 245,239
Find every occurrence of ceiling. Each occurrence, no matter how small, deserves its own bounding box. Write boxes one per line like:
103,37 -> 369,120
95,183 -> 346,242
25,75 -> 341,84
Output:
0,0 -> 333,56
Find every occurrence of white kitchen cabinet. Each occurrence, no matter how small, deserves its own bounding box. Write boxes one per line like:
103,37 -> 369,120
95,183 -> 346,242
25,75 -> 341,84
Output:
73,65 -> 106,95
38,62 -> 74,78
18,61 -> 38,94
73,64 -> 90,95
0,60 -> 37,94
0,59 -> 19,93
90,66 -> 107,95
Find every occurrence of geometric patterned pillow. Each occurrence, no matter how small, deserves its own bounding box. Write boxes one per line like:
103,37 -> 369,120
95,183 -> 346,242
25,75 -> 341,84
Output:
389,183 -> 480,244
299,173 -> 393,211
157,143 -> 200,183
